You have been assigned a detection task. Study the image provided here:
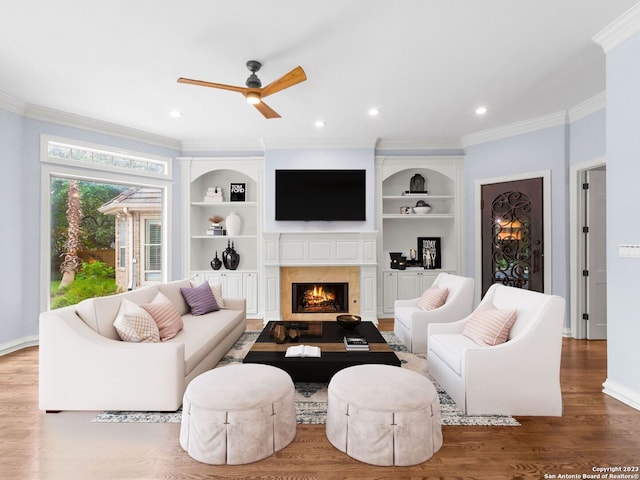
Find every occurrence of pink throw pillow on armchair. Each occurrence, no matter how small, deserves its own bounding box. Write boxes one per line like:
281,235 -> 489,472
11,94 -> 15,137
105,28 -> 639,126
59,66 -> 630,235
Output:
462,302 -> 517,346
416,286 -> 449,311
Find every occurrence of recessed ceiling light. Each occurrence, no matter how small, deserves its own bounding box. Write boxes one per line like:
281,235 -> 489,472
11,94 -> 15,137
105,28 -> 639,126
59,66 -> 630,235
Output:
475,106 -> 488,115
315,120 -> 326,128
169,110 -> 182,118
368,107 -> 381,116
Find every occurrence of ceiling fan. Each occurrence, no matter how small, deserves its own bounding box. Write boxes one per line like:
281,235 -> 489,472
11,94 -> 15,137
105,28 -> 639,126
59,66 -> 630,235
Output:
177,60 -> 307,119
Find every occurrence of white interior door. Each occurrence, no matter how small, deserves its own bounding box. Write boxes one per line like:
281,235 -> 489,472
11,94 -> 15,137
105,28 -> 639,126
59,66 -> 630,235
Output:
585,168 -> 607,339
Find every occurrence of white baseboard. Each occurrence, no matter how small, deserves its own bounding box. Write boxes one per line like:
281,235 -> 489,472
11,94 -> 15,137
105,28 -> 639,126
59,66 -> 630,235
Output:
0,335 -> 39,356
602,378 -> 640,412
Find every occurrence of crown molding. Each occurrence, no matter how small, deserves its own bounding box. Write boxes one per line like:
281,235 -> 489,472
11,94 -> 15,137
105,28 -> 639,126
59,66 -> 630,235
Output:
375,138 -> 463,151
261,137 -> 378,150
593,2 -> 640,53
14,101 -> 181,151
181,138 -> 266,153
0,90 -> 27,115
567,91 -> 606,123
462,110 -> 568,148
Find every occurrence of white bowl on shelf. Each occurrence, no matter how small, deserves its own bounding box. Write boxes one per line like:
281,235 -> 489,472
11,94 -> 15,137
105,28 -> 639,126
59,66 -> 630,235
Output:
413,206 -> 432,214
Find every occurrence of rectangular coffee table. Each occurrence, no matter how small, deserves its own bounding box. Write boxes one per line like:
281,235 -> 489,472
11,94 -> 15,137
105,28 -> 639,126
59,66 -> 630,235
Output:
242,321 -> 401,382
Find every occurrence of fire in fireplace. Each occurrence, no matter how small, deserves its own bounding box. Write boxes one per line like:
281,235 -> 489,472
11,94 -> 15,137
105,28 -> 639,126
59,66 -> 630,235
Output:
292,282 -> 348,314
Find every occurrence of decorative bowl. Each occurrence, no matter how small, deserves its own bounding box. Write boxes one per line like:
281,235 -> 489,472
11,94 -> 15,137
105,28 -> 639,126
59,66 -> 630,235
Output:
413,206 -> 432,214
336,314 -> 361,329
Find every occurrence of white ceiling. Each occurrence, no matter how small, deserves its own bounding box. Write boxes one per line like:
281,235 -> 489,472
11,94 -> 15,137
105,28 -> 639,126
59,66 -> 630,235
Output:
1,0 -> 637,149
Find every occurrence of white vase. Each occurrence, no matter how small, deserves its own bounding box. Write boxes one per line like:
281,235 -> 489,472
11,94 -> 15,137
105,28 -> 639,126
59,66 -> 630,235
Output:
225,212 -> 241,236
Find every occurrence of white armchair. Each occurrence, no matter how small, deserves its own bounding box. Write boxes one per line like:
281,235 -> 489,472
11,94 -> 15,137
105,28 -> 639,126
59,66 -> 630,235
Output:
427,284 -> 565,416
394,273 -> 475,353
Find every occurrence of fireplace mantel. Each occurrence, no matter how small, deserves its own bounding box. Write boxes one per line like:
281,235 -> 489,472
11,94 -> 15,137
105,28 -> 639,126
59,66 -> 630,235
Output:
262,232 -> 378,323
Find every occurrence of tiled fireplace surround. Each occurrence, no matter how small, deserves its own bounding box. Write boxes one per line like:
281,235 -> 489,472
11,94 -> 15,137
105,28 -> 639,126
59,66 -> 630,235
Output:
262,232 -> 378,323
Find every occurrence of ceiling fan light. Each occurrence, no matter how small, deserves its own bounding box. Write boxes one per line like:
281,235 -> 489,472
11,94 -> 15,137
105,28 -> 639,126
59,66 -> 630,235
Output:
246,92 -> 261,104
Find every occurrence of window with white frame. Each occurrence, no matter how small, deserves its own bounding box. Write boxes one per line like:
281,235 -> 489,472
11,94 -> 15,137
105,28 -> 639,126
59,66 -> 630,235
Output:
41,135 -> 172,309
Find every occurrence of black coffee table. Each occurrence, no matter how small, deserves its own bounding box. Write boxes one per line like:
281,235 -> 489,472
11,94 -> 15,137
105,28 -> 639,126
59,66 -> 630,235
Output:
242,321 -> 401,382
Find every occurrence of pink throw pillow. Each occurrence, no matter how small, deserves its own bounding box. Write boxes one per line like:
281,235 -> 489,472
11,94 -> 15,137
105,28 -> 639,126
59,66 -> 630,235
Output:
416,286 -> 449,311
141,292 -> 184,341
462,302 -> 517,346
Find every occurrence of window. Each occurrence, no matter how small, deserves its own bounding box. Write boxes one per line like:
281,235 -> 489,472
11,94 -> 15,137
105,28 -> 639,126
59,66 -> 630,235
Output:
41,135 -> 172,310
144,219 -> 162,282
118,218 -> 127,268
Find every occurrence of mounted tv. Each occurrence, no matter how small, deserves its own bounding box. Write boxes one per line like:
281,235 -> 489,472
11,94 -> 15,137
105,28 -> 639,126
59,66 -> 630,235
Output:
275,169 -> 366,221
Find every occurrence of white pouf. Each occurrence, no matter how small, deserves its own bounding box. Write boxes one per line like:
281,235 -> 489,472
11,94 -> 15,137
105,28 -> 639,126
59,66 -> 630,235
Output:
326,364 -> 442,466
180,363 -> 296,465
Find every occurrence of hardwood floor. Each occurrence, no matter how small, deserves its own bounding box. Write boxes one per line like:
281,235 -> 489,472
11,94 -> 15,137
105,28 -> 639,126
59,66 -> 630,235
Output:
1,321 -> 639,480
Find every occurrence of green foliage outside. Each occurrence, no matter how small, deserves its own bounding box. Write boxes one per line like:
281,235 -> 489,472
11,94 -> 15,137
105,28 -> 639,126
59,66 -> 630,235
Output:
50,178 -> 125,279
50,261 -> 118,309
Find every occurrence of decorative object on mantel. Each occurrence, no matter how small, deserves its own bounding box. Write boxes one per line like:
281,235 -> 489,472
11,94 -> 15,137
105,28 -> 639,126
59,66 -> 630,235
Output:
408,173 -> 427,194
207,215 -> 225,236
225,212 -> 241,236
413,200 -> 432,214
418,237 -> 441,269
222,240 -> 240,270
204,186 -> 223,203
210,251 -> 222,270
230,182 -> 246,202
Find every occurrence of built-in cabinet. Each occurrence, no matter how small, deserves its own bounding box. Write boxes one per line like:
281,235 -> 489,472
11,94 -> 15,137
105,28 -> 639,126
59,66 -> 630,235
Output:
376,156 -> 463,315
179,157 -> 263,316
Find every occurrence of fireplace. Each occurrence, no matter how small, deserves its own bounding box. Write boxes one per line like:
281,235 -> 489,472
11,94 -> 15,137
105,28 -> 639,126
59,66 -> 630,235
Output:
292,282 -> 348,314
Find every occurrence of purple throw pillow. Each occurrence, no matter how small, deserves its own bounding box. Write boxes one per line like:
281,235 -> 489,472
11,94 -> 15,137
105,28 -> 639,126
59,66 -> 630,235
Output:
180,281 -> 220,316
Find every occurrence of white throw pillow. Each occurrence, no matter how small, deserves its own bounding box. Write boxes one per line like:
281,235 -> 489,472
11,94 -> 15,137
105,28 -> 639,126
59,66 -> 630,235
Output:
416,286 -> 449,311
462,302 -> 517,346
113,299 -> 160,343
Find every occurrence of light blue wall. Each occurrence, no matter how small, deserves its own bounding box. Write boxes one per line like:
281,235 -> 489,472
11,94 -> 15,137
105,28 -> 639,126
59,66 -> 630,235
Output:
264,148 -> 376,232
0,110 -> 181,347
570,109 -> 606,165
0,109 -> 25,344
605,31 -> 640,396
463,126 -> 570,305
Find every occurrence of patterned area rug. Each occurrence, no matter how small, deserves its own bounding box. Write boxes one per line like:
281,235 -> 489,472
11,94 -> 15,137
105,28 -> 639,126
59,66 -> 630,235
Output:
94,331 -> 519,426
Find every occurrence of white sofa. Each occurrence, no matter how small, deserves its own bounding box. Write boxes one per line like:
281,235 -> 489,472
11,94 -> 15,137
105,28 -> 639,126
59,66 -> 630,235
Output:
427,284 -> 565,416
394,273 -> 475,353
39,278 -> 246,412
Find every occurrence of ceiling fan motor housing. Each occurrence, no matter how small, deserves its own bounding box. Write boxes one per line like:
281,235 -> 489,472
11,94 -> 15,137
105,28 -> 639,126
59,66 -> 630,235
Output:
245,60 -> 262,88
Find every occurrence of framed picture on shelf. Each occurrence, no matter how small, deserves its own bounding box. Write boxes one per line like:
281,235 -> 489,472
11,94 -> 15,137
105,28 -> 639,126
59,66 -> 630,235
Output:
229,182 -> 246,202
417,237 -> 441,269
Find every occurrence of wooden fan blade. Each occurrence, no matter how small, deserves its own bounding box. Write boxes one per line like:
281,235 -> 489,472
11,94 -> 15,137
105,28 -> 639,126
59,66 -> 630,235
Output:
253,101 -> 281,119
260,66 -> 307,98
177,77 -> 248,94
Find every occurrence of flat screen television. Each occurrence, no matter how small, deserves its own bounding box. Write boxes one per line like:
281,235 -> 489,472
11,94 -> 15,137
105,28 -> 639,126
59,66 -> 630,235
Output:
275,169 -> 366,221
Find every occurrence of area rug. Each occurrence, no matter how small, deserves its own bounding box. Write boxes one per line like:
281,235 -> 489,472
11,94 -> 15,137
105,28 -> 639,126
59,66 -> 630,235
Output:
94,331 -> 519,426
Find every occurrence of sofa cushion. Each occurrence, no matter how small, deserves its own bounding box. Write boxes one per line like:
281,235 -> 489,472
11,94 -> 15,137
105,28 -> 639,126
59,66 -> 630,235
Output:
165,308 -> 245,375
417,286 -> 448,311
189,280 -> 226,309
181,281 -> 220,316
113,299 -> 160,343
141,292 -> 184,341
158,279 -> 193,316
76,285 -> 159,340
462,303 -> 517,346
428,333 -> 478,375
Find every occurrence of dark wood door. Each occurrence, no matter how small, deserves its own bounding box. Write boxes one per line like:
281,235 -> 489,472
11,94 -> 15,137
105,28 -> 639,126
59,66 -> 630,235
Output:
481,177 -> 544,296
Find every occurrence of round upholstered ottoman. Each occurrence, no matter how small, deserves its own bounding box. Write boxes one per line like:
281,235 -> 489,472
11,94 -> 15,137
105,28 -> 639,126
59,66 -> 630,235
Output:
179,363 -> 296,465
326,364 -> 442,466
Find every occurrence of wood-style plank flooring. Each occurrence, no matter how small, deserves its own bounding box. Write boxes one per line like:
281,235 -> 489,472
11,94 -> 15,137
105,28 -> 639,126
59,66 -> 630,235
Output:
1,319 -> 639,480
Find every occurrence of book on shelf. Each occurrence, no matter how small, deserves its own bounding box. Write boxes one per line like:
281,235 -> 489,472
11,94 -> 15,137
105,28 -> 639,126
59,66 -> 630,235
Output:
285,344 -> 321,358
343,336 -> 369,351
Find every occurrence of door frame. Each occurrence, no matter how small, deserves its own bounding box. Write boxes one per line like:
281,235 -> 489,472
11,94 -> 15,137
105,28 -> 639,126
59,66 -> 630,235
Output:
474,171 -> 551,303
569,156 -> 606,339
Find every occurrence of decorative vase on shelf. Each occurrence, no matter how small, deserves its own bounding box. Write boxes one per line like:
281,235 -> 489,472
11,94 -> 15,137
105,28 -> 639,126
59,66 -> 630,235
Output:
210,251 -> 222,270
226,242 -> 240,270
225,212 -> 241,237
222,240 -> 232,269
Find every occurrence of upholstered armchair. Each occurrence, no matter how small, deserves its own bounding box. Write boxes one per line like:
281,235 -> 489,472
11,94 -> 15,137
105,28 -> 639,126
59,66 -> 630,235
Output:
427,284 -> 565,416
394,273 -> 475,353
